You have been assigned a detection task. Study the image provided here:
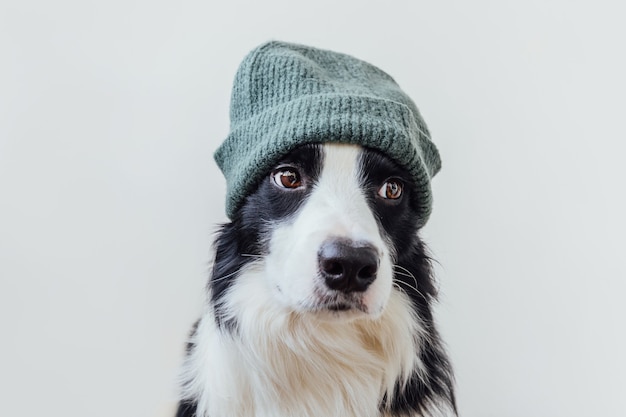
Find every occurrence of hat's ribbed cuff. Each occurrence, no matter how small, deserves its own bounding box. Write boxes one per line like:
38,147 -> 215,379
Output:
215,94 -> 439,225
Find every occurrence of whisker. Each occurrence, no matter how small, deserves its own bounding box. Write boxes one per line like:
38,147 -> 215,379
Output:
210,268 -> 244,283
393,265 -> 419,289
392,281 -> 408,297
393,279 -> 428,300
392,265 -> 427,299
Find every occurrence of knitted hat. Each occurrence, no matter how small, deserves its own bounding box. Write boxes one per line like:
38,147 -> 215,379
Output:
215,41 -> 441,227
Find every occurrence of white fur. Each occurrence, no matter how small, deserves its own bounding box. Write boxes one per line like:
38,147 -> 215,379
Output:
181,264 -> 424,417
265,144 -> 393,318
179,144 -> 438,417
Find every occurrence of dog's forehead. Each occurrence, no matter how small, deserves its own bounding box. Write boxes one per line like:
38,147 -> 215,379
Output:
274,142 -> 402,174
276,143 -> 322,163
272,143 -> 325,177
281,143 -> 365,185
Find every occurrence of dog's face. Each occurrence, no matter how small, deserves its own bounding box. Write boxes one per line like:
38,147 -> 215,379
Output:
232,143 -> 422,320
193,142 -> 457,417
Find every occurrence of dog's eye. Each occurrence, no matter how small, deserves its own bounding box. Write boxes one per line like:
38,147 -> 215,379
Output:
378,179 -> 403,200
272,168 -> 303,189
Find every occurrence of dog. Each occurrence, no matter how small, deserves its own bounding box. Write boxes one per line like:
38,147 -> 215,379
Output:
175,142 -> 457,417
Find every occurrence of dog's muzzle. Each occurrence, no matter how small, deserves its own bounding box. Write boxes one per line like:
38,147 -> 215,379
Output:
318,238 -> 379,293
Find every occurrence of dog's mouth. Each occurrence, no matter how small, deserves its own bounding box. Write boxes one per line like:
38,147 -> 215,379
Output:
327,303 -> 352,311
326,302 -> 353,311
312,292 -> 369,314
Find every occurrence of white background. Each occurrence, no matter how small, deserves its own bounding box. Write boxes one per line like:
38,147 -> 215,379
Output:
1,1 -> 625,416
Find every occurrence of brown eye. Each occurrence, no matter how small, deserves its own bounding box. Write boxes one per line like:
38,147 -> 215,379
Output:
378,179 -> 403,200
272,168 -> 302,189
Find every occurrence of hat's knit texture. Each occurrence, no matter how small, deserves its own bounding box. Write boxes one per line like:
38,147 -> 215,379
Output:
215,41 -> 441,227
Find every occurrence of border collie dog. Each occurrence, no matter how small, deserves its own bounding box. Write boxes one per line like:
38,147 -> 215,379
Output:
176,142 -> 456,417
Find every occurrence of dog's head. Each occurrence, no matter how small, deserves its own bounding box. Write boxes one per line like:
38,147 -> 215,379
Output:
211,142 -> 431,325
183,42 -> 456,417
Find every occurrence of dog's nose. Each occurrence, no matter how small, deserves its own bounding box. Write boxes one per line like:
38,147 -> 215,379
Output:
318,239 -> 379,293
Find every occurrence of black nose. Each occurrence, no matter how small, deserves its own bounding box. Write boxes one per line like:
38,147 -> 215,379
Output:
318,239 -> 379,293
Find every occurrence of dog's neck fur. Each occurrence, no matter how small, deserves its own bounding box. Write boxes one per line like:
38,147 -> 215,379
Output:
180,264 -> 425,417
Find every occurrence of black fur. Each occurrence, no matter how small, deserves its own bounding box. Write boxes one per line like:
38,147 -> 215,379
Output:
381,240 -> 456,415
210,144 -> 323,330
359,148 -> 456,415
175,400 -> 197,417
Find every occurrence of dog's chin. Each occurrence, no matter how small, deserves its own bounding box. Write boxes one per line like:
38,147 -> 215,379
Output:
313,306 -> 376,322
293,294 -> 387,322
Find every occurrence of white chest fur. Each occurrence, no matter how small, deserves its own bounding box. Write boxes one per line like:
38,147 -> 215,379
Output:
180,268 -> 424,417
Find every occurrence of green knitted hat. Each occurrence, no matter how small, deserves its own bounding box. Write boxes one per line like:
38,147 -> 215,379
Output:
214,41 -> 441,227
